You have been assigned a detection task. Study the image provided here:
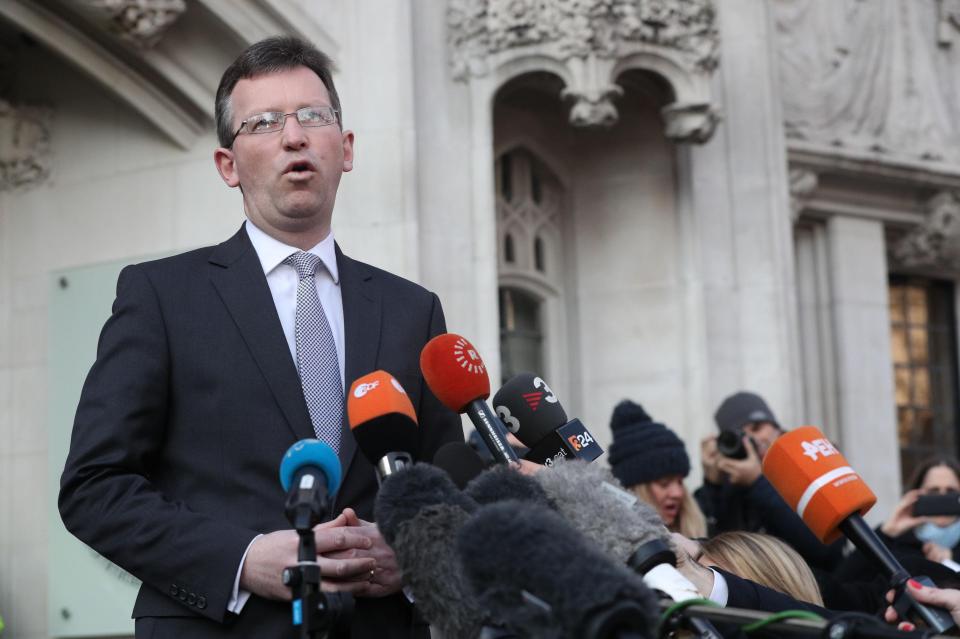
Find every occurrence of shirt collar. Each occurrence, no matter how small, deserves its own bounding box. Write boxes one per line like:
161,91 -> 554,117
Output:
245,219 -> 339,284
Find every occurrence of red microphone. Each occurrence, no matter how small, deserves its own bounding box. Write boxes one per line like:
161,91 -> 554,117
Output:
347,370 -> 418,482
420,334 -> 519,464
764,426 -> 954,632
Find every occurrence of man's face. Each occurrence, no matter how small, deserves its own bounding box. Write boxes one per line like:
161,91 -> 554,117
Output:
214,66 -> 354,245
743,421 -> 781,459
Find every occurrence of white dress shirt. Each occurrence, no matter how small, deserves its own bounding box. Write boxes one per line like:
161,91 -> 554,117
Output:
227,219 -> 347,613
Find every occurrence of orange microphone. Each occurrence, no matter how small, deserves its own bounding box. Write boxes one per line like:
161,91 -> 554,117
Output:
764,426 -> 954,632
420,333 -> 519,464
347,370 -> 418,483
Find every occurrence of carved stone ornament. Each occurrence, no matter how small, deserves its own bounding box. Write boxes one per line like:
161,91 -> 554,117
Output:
75,0 -> 187,48
775,0 -> 960,165
788,168 -> 818,222
892,191 -> 960,271
447,0 -> 720,139
0,99 -> 53,193
938,0 -> 960,47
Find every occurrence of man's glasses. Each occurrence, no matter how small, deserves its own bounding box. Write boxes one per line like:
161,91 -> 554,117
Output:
230,106 -> 339,146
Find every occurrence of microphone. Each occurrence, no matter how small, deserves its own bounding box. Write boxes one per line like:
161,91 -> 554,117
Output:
493,373 -> 603,466
420,333 -> 519,464
763,426 -> 955,633
374,463 -> 485,638
534,461 -> 722,638
279,439 -> 342,530
458,500 -> 657,639
278,440 -> 353,633
347,370 -> 418,483
464,463 -> 554,509
433,441 -> 488,489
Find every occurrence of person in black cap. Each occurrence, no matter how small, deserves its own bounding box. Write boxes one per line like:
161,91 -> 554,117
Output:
609,400 -> 706,538
694,390 -> 843,571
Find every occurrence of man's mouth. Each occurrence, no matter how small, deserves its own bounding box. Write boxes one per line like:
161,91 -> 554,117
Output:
283,160 -> 316,175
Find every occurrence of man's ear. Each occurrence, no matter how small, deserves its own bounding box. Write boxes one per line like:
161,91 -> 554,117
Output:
214,147 -> 240,187
341,130 -> 355,173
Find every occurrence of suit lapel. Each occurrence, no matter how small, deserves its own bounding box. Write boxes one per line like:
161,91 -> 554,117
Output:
336,246 -> 382,498
208,226 -> 315,443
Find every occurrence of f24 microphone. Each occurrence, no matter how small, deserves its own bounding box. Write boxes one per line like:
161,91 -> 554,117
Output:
347,370 -> 418,482
420,333 -> 519,464
279,439 -> 342,530
764,426 -> 955,633
493,373 -> 603,466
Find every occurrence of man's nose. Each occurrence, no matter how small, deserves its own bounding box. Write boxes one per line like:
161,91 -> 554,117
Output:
281,114 -> 309,149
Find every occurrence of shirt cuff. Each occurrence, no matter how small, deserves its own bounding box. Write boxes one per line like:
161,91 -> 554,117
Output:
707,568 -> 728,607
227,535 -> 262,614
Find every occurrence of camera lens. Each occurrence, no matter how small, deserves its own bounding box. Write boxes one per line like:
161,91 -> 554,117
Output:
717,430 -> 747,459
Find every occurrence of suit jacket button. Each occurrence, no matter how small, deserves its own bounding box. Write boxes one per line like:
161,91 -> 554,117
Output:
187,592 -> 196,605
177,587 -> 188,601
197,596 -> 207,610
169,584 -> 178,597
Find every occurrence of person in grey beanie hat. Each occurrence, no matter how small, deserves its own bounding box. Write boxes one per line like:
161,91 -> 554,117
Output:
694,391 -> 844,571
609,400 -> 705,537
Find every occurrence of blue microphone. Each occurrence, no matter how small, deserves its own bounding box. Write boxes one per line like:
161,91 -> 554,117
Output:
279,439 -> 342,531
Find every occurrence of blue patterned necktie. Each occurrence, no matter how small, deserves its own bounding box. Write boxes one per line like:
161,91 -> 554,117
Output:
283,251 -> 343,453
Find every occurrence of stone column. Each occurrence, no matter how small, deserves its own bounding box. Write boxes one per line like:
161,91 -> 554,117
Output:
685,0 -> 801,426
826,216 -> 900,522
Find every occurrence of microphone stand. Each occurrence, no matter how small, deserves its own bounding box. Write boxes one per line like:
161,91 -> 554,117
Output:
282,473 -> 354,638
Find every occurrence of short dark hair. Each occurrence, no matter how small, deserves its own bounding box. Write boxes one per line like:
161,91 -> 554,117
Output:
214,36 -> 342,148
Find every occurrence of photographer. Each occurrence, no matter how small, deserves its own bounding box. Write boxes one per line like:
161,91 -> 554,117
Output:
694,391 -> 843,571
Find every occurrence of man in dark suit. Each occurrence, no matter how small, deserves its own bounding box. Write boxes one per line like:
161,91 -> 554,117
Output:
59,36 -> 462,638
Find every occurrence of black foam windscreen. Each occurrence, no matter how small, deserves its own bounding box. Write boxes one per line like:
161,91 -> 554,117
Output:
464,463 -> 554,509
458,501 -> 658,639
351,413 -> 419,468
433,441 -> 488,489
374,463 -> 477,545
492,373 -> 568,445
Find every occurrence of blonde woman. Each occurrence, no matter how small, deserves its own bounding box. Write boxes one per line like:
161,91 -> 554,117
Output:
608,400 -> 707,538
699,531 -> 824,606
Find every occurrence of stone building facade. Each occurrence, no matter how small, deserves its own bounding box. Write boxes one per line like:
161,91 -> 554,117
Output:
0,0 -> 958,636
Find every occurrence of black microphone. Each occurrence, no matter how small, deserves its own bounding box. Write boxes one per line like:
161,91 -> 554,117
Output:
493,373 -> 603,466
534,461 -> 722,639
347,371 -> 419,483
374,463 -> 486,638
458,500 -> 657,639
433,441 -> 488,489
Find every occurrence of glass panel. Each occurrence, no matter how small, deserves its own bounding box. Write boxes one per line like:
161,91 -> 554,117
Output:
531,168 -> 542,204
907,286 -> 927,325
499,154 -> 513,202
504,233 -> 515,263
909,327 -> 929,366
889,284 -> 905,324
914,367 -> 931,408
895,366 -> 911,406
498,287 -> 543,384
889,277 -> 960,489
534,236 -> 545,273
891,327 -> 909,365
898,405 -> 913,445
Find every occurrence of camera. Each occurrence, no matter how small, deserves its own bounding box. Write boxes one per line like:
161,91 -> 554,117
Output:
717,430 -> 754,459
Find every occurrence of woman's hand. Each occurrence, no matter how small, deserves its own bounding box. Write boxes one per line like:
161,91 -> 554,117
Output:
880,489 -> 928,538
